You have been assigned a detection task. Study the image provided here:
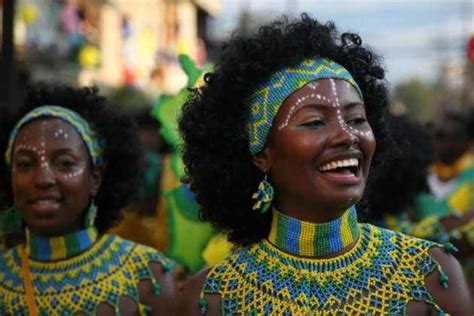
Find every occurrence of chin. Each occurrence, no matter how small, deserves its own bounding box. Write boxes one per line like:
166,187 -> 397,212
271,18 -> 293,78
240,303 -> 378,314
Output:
328,194 -> 362,213
27,220 -> 62,236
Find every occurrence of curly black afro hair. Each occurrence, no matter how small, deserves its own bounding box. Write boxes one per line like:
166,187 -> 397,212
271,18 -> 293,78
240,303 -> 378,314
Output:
0,84 -> 144,234
360,114 -> 434,223
179,14 -> 390,247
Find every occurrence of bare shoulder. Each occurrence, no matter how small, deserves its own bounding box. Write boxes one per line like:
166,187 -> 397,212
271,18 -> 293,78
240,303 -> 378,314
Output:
178,267 -> 221,316
425,246 -> 473,315
138,261 -> 178,315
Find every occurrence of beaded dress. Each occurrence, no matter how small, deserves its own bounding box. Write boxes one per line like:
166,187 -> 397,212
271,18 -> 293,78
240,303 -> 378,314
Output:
200,206 -> 452,315
0,227 -> 174,315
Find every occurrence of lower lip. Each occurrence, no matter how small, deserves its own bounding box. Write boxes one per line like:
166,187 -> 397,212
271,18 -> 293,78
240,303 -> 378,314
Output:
319,170 -> 361,185
30,201 -> 60,214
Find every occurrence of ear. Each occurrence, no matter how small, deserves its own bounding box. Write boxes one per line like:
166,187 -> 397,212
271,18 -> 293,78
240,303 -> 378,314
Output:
90,163 -> 106,197
251,147 -> 272,173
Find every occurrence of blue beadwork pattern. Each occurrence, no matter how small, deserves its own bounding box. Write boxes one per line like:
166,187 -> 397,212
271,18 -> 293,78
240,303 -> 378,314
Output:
202,224 -> 446,314
0,235 -> 174,315
247,57 -> 362,155
5,105 -> 104,166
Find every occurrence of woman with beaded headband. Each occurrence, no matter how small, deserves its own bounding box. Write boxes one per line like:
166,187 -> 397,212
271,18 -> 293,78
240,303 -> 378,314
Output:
0,85 -> 177,315
177,14 -> 472,315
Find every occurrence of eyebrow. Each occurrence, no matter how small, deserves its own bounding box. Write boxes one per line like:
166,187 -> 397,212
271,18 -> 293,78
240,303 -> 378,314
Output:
343,102 -> 365,110
298,101 -> 364,112
14,147 -> 78,156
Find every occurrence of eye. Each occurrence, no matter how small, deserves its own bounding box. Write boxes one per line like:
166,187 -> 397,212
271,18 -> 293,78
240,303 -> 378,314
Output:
55,158 -> 77,170
14,160 -> 34,171
300,119 -> 325,129
347,116 -> 367,126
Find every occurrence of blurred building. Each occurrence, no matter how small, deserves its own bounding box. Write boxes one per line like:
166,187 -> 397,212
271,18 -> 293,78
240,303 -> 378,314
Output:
1,0 -> 220,101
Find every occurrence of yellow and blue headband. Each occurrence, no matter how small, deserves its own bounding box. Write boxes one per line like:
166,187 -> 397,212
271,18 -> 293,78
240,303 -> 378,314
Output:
5,105 -> 104,166
247,57 -> 362,155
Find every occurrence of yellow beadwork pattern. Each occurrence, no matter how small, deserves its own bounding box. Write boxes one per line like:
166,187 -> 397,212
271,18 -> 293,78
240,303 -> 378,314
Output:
202,224 -> 445,314
0,235 -> 173,315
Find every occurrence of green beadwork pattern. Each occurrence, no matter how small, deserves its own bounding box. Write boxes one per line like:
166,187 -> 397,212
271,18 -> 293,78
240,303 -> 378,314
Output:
202,224 -> 447,314
247,57 -> 362,155
0,235 -> 174,315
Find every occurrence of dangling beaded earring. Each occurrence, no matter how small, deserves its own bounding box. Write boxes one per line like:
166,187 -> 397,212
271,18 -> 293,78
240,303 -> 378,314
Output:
85,201 -> 98,228
0,207 -> 22,234
252,174 -> 274,213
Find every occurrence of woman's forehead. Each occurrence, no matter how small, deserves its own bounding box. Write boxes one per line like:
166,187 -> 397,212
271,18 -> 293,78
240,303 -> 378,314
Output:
18,117 -> 75,134
15,118 -> 82,144
282,79 -> 363,112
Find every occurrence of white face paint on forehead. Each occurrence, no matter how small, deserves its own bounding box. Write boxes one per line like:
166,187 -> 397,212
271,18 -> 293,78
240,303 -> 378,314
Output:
12,118 -> 89,179
277,79 -> 373,139
278,91 -> 335,131
54,128 -> 69,140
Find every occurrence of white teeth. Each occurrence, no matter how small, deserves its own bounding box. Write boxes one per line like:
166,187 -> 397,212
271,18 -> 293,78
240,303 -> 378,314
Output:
319,158 -> 359,171
34,200 -> 58,205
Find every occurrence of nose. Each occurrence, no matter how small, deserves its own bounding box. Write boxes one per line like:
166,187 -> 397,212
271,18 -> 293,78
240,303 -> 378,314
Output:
327,121 -> 359,148
34,163 -> 56,188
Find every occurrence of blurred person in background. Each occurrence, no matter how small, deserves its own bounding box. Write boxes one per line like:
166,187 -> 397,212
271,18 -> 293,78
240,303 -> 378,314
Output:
178,14 -> 472,315
0,85 -> 176,315
363,110 -> 474,306
362,113 -> 474,253
111,55 -> 232,281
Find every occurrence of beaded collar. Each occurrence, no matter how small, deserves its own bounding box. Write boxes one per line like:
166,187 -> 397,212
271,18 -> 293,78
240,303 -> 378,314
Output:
25,226 -> 98,261
200,224 -> 455,314
267,206 -> 359,257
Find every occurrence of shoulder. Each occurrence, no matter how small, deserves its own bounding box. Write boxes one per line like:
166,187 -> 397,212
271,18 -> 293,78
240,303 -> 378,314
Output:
108,234 -> 175,271
367,224 -> 472,314
178,267 -> 221,316
0,246 -> 20,276
178,243 -> 257,315
365,223 -> 439,250
108,235 -> 179,315
424,246 -> 473,315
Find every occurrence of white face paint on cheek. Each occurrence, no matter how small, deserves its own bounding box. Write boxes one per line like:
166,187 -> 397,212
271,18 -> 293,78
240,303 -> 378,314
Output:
64,167 -> 85,179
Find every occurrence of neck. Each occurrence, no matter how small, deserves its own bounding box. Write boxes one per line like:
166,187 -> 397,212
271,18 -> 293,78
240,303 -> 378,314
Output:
25,226 -> 98,261
267,206 -> 360,257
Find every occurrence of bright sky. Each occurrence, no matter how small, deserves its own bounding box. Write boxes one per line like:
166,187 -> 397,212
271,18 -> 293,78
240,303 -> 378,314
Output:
209,0 -> 474,86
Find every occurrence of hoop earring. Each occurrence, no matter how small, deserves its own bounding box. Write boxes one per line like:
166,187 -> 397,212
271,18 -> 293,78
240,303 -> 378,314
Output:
252,174 -> 274,213
0,207 -> 22,235
85,201 -> 98,228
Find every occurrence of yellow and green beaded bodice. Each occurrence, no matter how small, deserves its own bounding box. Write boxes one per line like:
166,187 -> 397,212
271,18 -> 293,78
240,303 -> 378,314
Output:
202,223 -> 447,314
0,234 -> 173,315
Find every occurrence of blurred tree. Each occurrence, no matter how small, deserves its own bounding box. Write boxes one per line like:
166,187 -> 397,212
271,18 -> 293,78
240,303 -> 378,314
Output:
393,78 -> 436,123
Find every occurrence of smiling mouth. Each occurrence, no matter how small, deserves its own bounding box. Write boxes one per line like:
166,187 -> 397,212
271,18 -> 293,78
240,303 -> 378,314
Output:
319,158 -> 359,175
29,199 -> 61,213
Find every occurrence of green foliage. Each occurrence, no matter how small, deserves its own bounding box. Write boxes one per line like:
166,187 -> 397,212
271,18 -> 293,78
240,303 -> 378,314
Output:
393,78 -> 435,123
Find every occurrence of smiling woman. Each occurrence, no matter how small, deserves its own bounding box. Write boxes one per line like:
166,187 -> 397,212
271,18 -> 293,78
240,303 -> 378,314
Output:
177,14 -> 473,315
0,86 -> 176,315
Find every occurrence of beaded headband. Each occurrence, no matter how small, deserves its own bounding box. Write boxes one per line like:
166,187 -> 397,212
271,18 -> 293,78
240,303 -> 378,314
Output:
247,57 -> 362,155
5,105 -> 104,166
